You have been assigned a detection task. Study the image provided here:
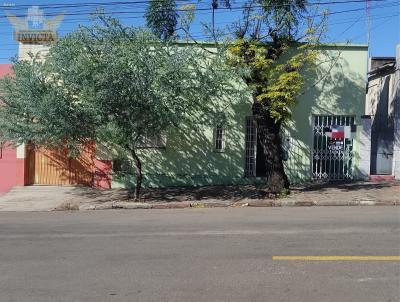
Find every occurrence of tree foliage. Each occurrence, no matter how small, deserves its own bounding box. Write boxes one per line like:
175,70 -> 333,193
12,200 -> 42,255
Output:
145,0 -> 178,40
0,15 -> 243,199
226,0 -> 327,192
0,58 -> 100,151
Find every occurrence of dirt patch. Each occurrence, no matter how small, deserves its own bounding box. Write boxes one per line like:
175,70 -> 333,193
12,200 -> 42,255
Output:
54,201 -> 80,211
67,181 -> 400,206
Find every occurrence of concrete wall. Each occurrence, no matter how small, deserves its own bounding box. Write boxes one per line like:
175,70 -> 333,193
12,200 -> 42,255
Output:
366,73 -> 396,117
112,90 -> 260,188
18,43 -> 50,61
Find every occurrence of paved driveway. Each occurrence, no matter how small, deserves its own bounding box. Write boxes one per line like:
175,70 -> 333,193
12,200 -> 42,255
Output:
0,186 -> 85,211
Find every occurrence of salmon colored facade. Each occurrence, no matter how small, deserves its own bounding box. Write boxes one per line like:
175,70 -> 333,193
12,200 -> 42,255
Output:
0,143 -> 26,193
0,142 -> 112,193
0,64 -> 112,193
0,65 -> 24,193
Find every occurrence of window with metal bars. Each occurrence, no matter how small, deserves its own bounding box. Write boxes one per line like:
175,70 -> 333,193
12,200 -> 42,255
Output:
244,117 -> 256,177
214,125 -> 225,152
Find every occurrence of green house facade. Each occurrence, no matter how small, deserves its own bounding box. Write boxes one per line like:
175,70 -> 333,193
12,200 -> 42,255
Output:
108,44 -> 368,189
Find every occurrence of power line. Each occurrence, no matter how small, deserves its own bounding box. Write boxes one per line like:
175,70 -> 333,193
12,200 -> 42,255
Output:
0,0 -> 397,48
0,0 -> 397,24
0,0 -> 392,10
0,1 -> 396,28
1,0 -> 397,18
0,15 -> 397,62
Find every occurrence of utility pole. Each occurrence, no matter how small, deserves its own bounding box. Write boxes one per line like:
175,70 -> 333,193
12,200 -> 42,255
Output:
366,0 -> 371,58
393,45 -> 400,179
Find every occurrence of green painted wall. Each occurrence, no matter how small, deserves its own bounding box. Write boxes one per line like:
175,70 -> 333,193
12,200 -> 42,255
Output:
284,45 -> 368,183
112,93 -> 266,188
112,44 -> 368,188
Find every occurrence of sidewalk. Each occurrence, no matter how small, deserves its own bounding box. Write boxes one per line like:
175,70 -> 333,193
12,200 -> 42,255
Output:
0,181 -> 399,211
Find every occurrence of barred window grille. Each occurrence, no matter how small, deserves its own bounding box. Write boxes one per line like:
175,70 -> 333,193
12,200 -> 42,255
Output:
244,117 -> 256,177
214,125 -> 225,152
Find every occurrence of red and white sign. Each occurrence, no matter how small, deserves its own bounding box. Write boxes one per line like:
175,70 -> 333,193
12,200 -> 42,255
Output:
324,125 -> 356,139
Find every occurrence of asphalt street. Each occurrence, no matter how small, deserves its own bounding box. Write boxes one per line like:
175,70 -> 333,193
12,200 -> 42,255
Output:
0,207 -> 399,302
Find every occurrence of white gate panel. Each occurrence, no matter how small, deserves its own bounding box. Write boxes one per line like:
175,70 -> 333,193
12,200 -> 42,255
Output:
312,115 -> 355,180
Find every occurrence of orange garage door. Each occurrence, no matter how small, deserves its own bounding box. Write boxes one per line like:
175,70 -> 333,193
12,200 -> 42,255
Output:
27,145 -> 95,186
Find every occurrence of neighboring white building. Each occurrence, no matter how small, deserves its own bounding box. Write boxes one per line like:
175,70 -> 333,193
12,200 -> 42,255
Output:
363,45 -> 400,179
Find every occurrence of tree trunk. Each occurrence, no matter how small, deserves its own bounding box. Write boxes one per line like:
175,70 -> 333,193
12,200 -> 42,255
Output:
130,148 -> 143,201
253,103 -> 289,193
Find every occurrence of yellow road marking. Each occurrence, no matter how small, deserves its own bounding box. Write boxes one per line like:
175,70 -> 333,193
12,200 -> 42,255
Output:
272,256 -> 400,261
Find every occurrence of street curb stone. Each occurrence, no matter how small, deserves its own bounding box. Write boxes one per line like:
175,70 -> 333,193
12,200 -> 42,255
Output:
112,202 -> 152,209
76,199 -> 400,211
246,200 -> 275,207
152,202 -> 191,209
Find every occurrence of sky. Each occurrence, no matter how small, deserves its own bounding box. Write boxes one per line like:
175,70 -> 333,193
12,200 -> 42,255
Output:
0,0 -> 399,63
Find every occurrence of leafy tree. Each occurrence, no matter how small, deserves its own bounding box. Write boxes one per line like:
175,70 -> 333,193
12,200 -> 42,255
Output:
0,16 -> 243,199
227,0 -> 327,192
0,58 -> 100,151
145,0 -> 178,40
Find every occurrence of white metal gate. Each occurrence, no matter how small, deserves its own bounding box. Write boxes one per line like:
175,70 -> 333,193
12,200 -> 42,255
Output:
312,115 -> 355,180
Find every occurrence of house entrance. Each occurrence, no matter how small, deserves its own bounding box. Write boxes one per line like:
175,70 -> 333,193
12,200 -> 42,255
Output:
312,115 -> 355,180
243,117 -> 273,178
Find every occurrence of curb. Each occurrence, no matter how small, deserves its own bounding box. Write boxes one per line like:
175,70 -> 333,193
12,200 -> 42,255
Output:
77,199 -> 400,211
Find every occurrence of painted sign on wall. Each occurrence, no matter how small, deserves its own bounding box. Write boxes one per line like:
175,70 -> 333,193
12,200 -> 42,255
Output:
6,6 -> 63,43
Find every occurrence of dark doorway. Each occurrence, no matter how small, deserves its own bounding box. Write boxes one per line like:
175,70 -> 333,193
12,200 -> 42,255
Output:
256,137 -> 268,177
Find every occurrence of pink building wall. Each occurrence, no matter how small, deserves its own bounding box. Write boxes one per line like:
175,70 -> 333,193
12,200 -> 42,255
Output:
0,143 -> 25,193
0,64 -> 112,192
0,64 -> 21,193
93,159 -> 113,189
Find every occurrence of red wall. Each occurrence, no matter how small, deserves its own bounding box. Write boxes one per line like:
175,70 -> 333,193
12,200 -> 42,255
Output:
0,144 -> 23,193
0,145 -> 112,192
0,64 -> 113,192
0,64 -> 12,78
0,64 -> 17,193
93,159 -> 113,189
